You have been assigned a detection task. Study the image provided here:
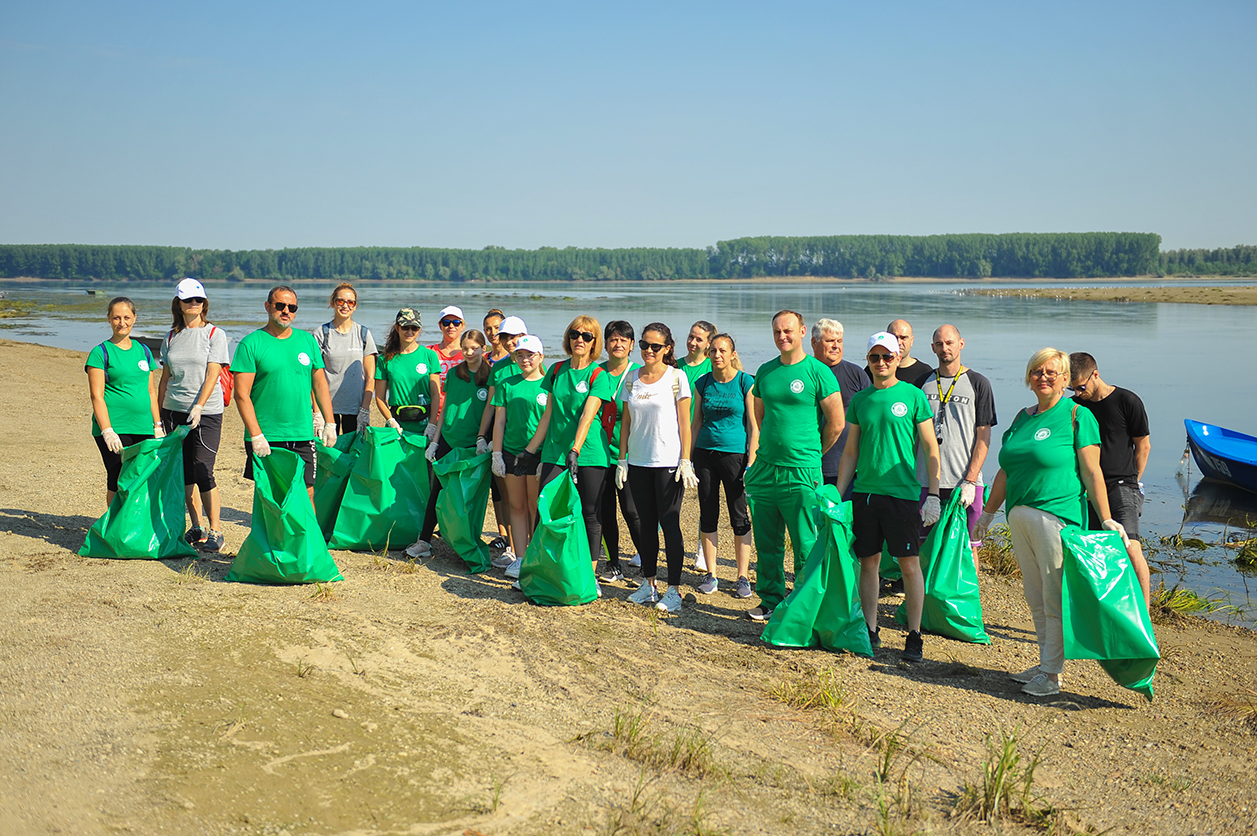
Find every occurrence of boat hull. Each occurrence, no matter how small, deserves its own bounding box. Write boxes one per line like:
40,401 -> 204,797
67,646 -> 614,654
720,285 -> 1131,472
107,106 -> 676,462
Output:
1185,420 -> 1257,494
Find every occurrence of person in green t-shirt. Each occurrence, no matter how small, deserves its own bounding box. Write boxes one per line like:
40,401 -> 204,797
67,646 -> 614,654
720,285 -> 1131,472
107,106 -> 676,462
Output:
595,319 -> 645,585
489,334 -> 547,575
679,320 -> 716,573
85,296 -> 163,503
744,310 -> 844,621
374,308 -> 443,436
478,313 -> 528,557
836,331 -> 941,664
233,286 -> 337,500
974,348 -> 1127,698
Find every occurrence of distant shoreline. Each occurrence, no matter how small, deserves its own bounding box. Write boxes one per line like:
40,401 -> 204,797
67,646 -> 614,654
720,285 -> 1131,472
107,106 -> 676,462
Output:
962,285 -> 1257,306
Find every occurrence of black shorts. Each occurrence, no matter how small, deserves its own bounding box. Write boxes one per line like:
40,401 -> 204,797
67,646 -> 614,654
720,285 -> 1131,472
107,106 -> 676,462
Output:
1087,479 -> 1143,539
94,432 -> 153,492
852,492 -> 921,560
333,413 -> 359,434
244,439 -> 317,489
161,409 -> 223,492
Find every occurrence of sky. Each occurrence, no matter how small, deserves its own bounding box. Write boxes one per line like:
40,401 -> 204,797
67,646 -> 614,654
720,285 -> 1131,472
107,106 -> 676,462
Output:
2,1 -> 1254,251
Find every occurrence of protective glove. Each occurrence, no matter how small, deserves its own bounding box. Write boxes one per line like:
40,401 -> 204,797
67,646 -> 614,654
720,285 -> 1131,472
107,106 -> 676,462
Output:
386,417 -> 403,436
491,452 -> 506,478
153,422 -> 166,439
676,458 -> 699,490
513,449 -> 540,477
312,409 -> 325,435
959,481 -> 977,508
615,459 -> 628,490
476,436 -> 491,456
975,511 -> 995,540
565,448 -> 580,484
251,434 -> 272,457
102,428 -> 123,454
320,422 -> 338,448
188,405 -> 203,429
425,442 -> 439,463
424,422 -> 439,441
357,405 -> 371,434
921,495 -> 941,527
1101,518 -> 1130,546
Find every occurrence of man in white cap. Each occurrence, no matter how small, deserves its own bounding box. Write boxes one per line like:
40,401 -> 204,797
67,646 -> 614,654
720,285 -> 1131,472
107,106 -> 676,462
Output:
836,331 -> 941,663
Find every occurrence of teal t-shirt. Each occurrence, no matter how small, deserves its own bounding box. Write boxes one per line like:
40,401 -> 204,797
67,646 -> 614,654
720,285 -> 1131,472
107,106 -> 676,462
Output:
441,367 -> 491,450
694,370 -> 754,453
846,382 -> 933,501
679,356 -> 711,422
540,361 -> 615,467
751,355 -> 840,467
375,345 -> 441,431
231,328 -> 325,442
85,340 -> 155,436
998,399 -> 1101,528
599,360 -> 640,459
491,372 -> 548,455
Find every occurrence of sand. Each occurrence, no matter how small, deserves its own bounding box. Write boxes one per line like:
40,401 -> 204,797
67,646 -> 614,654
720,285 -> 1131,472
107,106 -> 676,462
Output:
1,337 -> 1255,835
963,285 -> 1257,306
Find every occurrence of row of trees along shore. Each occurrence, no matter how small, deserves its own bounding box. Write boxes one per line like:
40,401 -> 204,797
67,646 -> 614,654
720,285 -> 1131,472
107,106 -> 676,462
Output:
1,233 -> 1251,282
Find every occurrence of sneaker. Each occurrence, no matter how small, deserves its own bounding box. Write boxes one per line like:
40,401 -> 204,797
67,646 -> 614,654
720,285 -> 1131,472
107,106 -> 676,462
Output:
184,527 -> 204,547
202,530 -> 224,553
504,556 -> 523,579
868,626 -> 882,649
656,587 -> 682,613
734,576 -> 753,598
627,553 -> 641,568
697,574 -> 718,594
1021,673 -> 1060,697
628,584 -> 659,605
596,581 -> 603,599
491,550 -> 516,569
489,536 -> 508,551
747,605 -> 773,622
902,630 -> 924,663
1010,665 -> 1041,684
404,538 -> 431,559
511,579 -> 521,591
599,566 -> 625,584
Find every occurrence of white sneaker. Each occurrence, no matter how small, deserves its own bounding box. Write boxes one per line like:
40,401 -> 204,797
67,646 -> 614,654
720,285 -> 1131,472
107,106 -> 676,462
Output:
405,538 -> 431,558
511,579 -> 521,591
491,549 -> 516,569
504,556 -> 523,579
628,584 -> 658,605
596,581 -> 603,599
656,587 -> 682,613
627,553 -> 641,568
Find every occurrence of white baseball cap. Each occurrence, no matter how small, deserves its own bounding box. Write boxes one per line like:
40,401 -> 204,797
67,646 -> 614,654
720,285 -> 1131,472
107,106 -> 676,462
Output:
438,305 -> 465,322
514,334 -> 543,354
498,315 -> 527,336
867,331 -> 900,355
175,278 -> 206,300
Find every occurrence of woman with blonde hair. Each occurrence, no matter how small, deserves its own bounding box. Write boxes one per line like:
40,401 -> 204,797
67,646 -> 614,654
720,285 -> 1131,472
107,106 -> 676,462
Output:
314,282 -> 377,434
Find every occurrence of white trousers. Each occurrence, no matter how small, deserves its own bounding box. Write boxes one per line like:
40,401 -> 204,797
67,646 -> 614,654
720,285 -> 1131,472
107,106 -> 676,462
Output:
1008,505 -> 1066,675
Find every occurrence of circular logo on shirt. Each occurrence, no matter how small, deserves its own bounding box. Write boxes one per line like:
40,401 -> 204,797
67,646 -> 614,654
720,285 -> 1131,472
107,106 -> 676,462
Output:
790,379 -> 805,394
416,362 -> 428,374
891,402 -> 908,417
1035,428 -> 1051,441
575,381 -> 589,394
297,352 -> 311,366
138,360 -> 150,372
537,392 -> 548,406
477,388 -> 488,401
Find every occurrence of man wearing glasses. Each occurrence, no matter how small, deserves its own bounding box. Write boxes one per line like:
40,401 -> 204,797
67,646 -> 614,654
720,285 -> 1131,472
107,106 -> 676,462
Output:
869,319 -> 928,385
232,286 -> 337,501
1069,352 -> 1151,611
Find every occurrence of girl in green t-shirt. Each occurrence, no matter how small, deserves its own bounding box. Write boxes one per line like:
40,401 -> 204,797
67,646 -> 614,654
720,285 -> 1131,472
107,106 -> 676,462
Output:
490,334 -> 547,572
374,308 -> 442,436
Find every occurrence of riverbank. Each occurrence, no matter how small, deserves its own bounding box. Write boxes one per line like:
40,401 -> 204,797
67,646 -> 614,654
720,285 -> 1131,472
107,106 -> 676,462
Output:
963,285 -> 1257,305
1,338 -> 1255,835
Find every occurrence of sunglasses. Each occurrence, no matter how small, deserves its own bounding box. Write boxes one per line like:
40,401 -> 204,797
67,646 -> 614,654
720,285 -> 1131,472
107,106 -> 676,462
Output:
180,297 -> 206,305
333,298 -> 357,307
440,318 -> 463,327
399,324 -> 421,332
639,340 -> 667,353
271,302 -> 298,313
868,352 -> 896,364
568,330 -> 596,343
1030,369 -> 1061,380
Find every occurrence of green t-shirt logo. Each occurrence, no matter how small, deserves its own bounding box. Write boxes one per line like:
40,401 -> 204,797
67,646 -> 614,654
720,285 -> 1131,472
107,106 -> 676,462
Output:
297,352 -> 311,366
536,392 -> 548,405
138,359 -> 150,372
891,402 -> 908,417
789,379 -> 804,393
1035,428 -> 1051,441
575,380 -> 588,393
416,362 -> 428,374
477,388 -> 488,401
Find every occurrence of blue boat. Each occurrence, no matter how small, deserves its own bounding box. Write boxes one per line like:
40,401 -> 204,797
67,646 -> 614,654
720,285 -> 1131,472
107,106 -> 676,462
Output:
1185,420 -> 1257,494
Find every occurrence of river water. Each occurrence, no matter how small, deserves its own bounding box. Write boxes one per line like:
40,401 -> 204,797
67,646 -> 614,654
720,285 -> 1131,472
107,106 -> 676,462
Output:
4,277 -> 1256,620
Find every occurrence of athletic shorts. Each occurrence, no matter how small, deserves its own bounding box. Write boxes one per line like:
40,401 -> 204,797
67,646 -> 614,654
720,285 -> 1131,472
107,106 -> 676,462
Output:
333,413 -> 359,434
1087,479 -> 1143,540
852,492 -> 921,560
243,439 -> 317,488
94,433 -> 153,492
161,409 -> 223,492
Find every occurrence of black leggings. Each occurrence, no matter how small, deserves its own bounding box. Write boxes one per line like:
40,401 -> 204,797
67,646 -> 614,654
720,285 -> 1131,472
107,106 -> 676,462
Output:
627,465 -> 685,586
161,409 -> 223,492
94,433 -> 153,492
419,438 -> 453,542
693,447 -> 751,535
601,480 -> 644,567
539,462 -> 608,562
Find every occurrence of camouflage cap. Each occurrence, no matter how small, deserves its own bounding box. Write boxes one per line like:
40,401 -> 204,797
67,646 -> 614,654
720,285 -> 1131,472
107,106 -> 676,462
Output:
395,307 -> 422,328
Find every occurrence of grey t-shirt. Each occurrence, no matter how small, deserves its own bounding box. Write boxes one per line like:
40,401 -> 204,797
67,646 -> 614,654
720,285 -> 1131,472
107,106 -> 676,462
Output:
916,367 -> 997,488
160,325 -> 231,415
314,322 -> 378,414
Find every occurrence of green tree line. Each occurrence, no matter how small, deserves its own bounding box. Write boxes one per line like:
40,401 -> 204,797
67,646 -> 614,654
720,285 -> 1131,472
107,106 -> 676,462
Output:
0,232 -> 1174,282
1159,245 -> 1257,276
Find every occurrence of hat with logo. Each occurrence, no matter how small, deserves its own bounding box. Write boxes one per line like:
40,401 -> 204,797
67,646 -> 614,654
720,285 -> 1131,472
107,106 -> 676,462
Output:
514,334 -> 543,354
395,307 -> 422,328
867,331 -> 900,355
438,305 -> 465,322
175,278 -> 207,300
498,315 -> 527,336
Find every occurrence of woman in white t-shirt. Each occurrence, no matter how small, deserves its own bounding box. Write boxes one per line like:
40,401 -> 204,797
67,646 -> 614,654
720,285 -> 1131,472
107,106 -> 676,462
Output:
616,322 -> 699,613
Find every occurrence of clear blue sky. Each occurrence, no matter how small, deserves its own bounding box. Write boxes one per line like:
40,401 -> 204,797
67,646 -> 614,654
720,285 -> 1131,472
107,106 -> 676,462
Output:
2,1 -> 1253,251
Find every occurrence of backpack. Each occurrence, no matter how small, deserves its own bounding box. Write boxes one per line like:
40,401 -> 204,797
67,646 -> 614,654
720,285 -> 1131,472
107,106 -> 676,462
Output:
98,340 -> 154,374
165,326 -> 233,406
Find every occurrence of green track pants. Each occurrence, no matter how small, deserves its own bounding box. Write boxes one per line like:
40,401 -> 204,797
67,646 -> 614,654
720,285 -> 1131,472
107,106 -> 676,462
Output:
745,462 -> 821,610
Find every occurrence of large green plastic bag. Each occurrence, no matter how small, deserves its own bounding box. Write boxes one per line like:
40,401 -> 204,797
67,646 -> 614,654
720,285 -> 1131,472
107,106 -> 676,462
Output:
314,431 -> 363,540
520,473 -> 598,606
329,428 -> 429,551
1060,526 -> 1160,701
895,489 -> 990,643
879,550 -> 902,581
761,485 -> 873,656
226,447 -> 344,584
432,447 -> 493,573
80,427 -> 197,560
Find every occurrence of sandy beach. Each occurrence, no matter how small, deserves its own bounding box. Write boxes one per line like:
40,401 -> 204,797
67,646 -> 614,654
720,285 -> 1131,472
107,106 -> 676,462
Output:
1,337 -> 1255,835
963,285 -> 1257,305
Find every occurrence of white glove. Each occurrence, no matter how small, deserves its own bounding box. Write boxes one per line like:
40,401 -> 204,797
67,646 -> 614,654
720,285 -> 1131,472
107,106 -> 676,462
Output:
188,405 -> 203,429
615,459 -> 628,490
251,433 -> 272,457
357,406 -> 371,434
153,422 -> 166,439
476,436 -> 491,455
1101,518 -> 1130,546
424,422 -> 439,441
312,409 -> 325,434
921,495 -> 941,527
102,428 -> 123,454
676,459 -> 699,490
491,452 -> 506,477
321,422 -> 338,448
959,481 -> 977,508
425,443 -> 438,463
975,511 -> 995,540
386,418 -> 403,435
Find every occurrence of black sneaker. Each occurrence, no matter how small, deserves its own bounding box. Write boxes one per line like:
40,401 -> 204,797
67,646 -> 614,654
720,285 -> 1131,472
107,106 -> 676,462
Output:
599,566 -> 625,584
747,605 -> 773,622
184,527 -> 204,547
902,630 -> 924,663
868,626 -> 882,649
489,536 -> 509,551
202,530 -> 224,553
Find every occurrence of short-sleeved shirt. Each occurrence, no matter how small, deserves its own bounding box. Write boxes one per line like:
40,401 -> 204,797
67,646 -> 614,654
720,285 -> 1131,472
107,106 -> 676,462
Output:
999,399 -> 1101,528
540,361 -> 615,467
1073,387 -> 1149,484
491,372 -> 548,455
85,340 -> 155,436
315,322 -> 377,414
440,367 -> 491,450
678,357 -> 711,422
488,357 -> 519,388
752,355 -> 840,468
694,370 -> 754,453
618,366 -> 692,468
160,325 -> 230,415
846,382 -> 933,501
429,342 -> 463,383
599,360 -> 640,459
375,346 -> 441,431
231,328 -> 324,442
917,367 -> 998,489
821,360 -> 870,478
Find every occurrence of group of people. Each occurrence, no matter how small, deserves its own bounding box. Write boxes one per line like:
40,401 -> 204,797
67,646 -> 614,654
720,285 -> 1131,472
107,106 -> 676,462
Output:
86,281 -> 1151,697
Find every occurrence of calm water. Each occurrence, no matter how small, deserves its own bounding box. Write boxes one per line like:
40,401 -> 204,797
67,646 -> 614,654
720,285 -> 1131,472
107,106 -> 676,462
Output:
5,277 -> 1256,620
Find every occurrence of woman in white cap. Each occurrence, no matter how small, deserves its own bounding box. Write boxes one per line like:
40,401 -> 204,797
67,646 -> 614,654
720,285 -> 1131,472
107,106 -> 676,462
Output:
490,333 -> 547,575
429,305 -> 466,384
478,314 -> 529,559
156,279 -> 231,551
313,282 -> 377,434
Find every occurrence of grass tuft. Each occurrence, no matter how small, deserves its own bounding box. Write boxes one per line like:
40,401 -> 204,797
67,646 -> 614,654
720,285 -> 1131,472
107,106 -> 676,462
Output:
595,705 -> 719,778
309,581 -> 339,602
977,524 -> 1021,578
769,667 -> 849,713
953,725 -> 1058,829
1207,687 -> 1257,731
1150,582 -> 1236,623
175,561 -> 210,584
295,658 -> 316,679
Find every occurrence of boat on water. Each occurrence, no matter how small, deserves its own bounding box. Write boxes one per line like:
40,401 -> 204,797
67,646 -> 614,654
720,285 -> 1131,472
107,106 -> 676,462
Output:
1185,419 -> 1257,494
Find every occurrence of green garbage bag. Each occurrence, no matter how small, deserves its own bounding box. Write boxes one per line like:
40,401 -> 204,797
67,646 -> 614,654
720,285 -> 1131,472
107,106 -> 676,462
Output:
895,489 -> 990,643
432,447 -> 493,573
314,431 -> 363,540
80,427 -> 197,560
879,550 -> 902,582
520,473 -> 598,606
1060,526 -> 1160,701
761,485 -> 873,656
329,428 -> 429,551
226,447 -> 344,584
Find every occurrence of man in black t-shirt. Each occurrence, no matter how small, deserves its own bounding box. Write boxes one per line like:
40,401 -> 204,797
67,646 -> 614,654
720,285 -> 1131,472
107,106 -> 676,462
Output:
812,318 -> 870,494
1069,352 -> 1151,611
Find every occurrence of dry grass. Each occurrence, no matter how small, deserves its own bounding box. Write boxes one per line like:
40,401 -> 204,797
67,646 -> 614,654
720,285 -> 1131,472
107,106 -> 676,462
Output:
1207,688 -> 1257,731
977,524 -> 1021,578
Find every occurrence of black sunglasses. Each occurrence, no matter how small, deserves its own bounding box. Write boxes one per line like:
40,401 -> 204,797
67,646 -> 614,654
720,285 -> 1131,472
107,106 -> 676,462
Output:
868,352 -> 895,364
399,324 -> 421,332
181,297 -> 206,305
272,302 -> 298,313
568,329 -> 596,343
440,318 -> 463,327
639,340 -> 667,353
